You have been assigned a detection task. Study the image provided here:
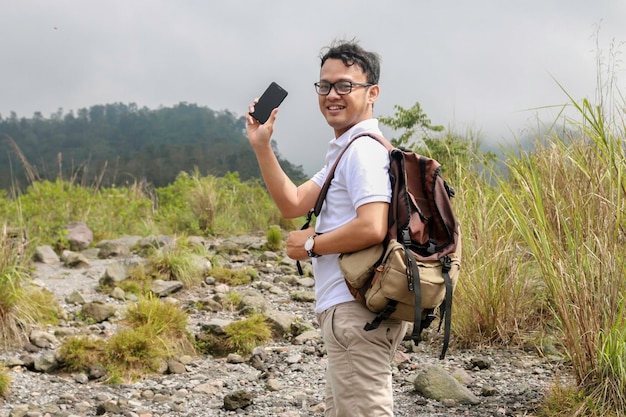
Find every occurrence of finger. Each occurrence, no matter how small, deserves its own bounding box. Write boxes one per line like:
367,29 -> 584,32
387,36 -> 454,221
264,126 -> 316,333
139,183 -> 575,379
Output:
267,107 -> 279,124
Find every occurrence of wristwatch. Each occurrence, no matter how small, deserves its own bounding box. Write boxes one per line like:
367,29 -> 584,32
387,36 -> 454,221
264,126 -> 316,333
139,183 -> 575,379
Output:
304,234 -> 320,258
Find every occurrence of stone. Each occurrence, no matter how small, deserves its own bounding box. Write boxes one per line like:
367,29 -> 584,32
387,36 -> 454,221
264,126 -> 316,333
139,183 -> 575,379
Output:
223,390 -> 254,411
97,236 -> 142,258
33,245 -> 60,264
150,279 -> 183,297
81,301 -> 117,323
29,330 -> 59,349
265,309 -> 297,337
290,291 -> 316,302
469,356 -> 494,370
100,261 -> 129,285
34,352 -> 58,373
413,364 -> 480,405
65,221 -> 94,251
65,290 -> 86,305
293,330 -> 321,345
167,360 -> 186,374
110,286 -> 126,300
96,400 -> 121,415
63,251 -> 90,268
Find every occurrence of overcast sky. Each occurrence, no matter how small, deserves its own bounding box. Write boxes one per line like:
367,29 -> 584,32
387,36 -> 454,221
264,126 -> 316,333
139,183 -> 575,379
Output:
1,1 -> 625,175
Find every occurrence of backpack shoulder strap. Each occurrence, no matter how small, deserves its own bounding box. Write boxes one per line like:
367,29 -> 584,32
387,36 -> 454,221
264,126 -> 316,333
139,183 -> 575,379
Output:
312,132 -> 393,216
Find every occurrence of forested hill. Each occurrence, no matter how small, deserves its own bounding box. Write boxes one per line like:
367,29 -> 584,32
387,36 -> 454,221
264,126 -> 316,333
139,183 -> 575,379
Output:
0,102 -> 307,191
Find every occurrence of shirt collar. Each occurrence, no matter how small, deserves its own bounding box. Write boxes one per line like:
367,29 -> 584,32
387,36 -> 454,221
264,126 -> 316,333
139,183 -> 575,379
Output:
324,119 -> 381,168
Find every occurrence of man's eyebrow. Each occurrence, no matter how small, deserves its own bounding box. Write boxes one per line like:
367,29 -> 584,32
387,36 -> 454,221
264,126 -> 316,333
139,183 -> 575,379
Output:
318,78 -> 354,83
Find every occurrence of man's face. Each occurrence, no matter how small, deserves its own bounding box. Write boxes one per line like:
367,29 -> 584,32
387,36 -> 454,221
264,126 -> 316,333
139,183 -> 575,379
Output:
318,58 -> 379,138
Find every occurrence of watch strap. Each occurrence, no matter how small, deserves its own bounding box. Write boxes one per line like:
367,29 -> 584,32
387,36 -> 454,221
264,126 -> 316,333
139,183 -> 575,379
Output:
306,234 -> 320,258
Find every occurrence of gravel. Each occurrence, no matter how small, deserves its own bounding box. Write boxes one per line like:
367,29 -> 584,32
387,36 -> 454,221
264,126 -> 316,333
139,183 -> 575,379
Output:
0,239 -> 574,417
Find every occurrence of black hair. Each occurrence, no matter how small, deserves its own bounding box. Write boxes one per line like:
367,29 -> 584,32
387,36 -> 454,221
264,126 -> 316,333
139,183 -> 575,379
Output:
319,39 -> 381,84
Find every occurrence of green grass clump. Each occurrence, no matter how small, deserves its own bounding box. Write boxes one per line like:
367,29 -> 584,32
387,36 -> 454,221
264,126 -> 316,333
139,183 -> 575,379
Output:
147,243 -> 210,288
57,296 -> 195,382
104,326 -> 167,382
195,314 -> 273,357
56,335 -> 105,373
1,167 -> 292,248
0,365 -> 11,398
224,314 -> 272,354
111,239 -> 212,294
18,287 -> 62,326
0,232 -> 28,346
222,291 -> 243,310
264,225 -> 283,251
14,179 -> 156,245
123,296 -> 194,351
539,382 -> 587,417
211,265 -> 254,286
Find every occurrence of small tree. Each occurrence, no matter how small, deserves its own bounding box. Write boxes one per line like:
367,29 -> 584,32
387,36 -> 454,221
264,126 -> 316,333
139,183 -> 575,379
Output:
378,102 -> 443,149
379,101 -> 493,178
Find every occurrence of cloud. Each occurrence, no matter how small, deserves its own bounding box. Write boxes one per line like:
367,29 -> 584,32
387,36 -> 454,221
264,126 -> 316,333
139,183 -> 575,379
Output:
1,0 -> 624,174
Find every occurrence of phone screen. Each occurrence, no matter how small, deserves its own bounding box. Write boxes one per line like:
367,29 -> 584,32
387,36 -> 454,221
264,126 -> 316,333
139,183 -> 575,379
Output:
250,82 -> 288,124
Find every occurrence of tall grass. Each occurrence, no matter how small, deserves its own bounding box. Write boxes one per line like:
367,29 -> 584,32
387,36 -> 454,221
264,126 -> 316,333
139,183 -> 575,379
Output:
155,170 -> 291,236
0,226 -> 60,347
499,97 -> 626,415
1,170 -> 289,246
7,179 -> 157,244
0,229 -> 26,346
452,166 -> 546,347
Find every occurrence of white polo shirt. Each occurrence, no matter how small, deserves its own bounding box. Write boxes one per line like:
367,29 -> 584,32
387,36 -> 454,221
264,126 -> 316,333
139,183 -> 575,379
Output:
310,119 -> 391,314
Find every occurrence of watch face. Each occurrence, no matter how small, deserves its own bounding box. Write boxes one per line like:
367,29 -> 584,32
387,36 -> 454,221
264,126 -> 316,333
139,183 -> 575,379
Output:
304,237 -> 314,251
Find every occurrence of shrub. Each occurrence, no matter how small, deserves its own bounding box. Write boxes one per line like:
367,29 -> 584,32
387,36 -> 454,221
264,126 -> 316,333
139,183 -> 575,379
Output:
155,171 -> 289,236
15,179 -> 155,245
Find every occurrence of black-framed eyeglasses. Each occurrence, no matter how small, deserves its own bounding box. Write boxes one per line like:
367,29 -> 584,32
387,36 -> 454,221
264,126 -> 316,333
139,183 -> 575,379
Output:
314,81 -> 373,96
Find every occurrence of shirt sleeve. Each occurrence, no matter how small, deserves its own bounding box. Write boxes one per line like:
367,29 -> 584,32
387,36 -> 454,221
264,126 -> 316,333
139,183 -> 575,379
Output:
311,166 -> 326,188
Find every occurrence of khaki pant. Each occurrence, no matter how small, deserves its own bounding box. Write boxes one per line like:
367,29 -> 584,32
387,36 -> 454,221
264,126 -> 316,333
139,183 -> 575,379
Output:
317,301 -> 407,417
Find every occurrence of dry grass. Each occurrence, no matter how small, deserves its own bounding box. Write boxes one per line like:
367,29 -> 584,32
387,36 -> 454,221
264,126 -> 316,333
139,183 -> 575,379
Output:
499,98 -> 626,415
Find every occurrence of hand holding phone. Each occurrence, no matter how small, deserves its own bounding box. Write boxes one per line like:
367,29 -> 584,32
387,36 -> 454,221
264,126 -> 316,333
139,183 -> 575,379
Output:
249,82 -> 288,124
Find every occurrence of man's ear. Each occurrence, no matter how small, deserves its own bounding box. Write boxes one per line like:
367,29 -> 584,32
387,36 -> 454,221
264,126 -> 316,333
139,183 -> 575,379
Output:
367,84 -> 380,104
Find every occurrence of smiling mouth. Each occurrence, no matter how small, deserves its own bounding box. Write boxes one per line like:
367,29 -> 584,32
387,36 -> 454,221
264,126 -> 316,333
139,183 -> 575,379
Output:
327,105 -> 345,111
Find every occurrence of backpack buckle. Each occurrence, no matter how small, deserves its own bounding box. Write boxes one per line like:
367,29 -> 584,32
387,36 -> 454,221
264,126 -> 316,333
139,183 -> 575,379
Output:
401,228 -> 411,246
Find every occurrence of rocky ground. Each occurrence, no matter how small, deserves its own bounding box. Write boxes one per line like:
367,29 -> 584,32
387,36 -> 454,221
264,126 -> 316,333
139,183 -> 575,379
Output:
0,234 -> 574,417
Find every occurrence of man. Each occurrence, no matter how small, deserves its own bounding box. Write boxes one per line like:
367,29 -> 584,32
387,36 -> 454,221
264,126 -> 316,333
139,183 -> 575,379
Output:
246,39 -> 406,417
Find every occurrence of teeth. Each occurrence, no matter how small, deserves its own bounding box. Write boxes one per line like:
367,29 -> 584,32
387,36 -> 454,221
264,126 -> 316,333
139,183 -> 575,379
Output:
328,106 -> 343,110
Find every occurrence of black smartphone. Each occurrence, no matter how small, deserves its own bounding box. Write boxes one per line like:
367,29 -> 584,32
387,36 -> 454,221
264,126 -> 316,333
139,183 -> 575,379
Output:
249,82 -> 288,124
